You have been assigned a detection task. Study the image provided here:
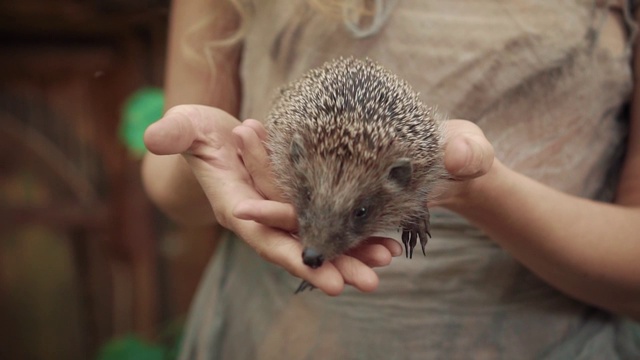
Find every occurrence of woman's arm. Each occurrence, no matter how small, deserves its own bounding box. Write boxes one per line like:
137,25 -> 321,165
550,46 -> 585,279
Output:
439,49 -> 640,320
443,162 -> 640,320
142,0 -> 241,226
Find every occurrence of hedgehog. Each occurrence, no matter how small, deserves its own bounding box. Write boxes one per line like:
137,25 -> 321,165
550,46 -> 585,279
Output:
264,57 -> 447,292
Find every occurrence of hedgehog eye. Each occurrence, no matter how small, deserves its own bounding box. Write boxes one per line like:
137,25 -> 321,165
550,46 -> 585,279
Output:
299,184 -> 312,202
353,207 -> 368,219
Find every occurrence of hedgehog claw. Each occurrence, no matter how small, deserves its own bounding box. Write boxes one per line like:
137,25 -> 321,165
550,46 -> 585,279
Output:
418,226 -> 427,256
402,216 -> 432,259
401,227 -> 418,259
409,230 -> 417,259
419,216 -> 431,256
401,229 -> 410,258
294,280 -> 316,294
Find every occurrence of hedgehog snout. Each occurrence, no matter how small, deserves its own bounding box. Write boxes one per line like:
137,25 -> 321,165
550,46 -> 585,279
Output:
302,247 -> 325,268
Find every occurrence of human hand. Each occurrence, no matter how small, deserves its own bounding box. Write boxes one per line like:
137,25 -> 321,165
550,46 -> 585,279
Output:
232,119 -> 403,294
144,105 -> 254,227
430,119 -> 495,207
144,106 -> 400,295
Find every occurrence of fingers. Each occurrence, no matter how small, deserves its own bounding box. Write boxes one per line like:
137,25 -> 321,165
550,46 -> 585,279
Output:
233,199 -> 298,232
346,237 -> 402,267
332,255 -> 380,292
144,105 -> 240,155
370,237 -> 404,257
234,217 -> 396,294
346,244 -> 392,267
242,119 -> 268,140
443,120 -> 494,180
236,221 -> 345,296
233,122 -> 284,201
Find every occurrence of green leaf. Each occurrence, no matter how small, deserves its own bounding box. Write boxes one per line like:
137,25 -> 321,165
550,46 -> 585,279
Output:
96,335 -> 165,360
119,87 -> 165,157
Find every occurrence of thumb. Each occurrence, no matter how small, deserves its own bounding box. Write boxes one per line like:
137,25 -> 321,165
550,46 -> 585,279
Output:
144,105 -> 199,155
443,120 -> 494,179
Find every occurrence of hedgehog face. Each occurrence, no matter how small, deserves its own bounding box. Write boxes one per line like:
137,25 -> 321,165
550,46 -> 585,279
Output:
288,134 -> 413,266
295,185 -> 385,264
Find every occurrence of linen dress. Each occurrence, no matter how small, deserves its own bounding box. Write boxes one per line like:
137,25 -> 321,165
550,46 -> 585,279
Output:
180,1 -> 640,358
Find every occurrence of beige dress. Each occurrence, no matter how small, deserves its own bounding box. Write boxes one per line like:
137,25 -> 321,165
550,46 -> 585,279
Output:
180,1 -> 640,359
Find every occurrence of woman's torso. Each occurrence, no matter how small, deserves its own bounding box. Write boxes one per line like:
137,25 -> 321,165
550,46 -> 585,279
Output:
180,1 -> 638,359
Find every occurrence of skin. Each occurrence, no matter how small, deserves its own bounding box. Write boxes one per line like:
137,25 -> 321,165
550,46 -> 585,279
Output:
143,0 -> 640,319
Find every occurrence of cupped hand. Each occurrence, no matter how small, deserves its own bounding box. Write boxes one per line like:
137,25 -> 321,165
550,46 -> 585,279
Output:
144,105 -> 400,295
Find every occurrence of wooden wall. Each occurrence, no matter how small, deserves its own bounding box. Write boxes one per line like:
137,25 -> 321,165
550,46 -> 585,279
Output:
0,1 -> 219,359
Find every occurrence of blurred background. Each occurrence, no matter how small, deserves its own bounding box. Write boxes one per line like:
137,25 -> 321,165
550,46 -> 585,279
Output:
0,0 -> 220,358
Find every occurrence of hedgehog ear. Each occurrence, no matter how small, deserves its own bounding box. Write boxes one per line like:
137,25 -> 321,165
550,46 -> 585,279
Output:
387,158 -> 412,188
290,133 -> 307,166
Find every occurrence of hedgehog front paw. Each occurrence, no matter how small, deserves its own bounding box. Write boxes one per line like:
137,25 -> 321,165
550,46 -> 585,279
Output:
401,216 -> 431,259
